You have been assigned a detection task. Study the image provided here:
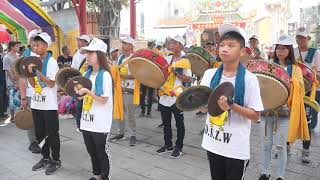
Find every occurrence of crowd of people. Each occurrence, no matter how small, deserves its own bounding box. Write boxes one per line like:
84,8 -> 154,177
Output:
0,23 -> 319,180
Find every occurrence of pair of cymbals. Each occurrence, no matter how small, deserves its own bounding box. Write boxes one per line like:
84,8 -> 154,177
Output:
55,68 -> 92,97
13,56 -> 42,78
176,82 -> 234,117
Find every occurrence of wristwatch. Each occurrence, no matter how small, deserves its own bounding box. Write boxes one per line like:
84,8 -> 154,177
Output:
227,96 -> 234,106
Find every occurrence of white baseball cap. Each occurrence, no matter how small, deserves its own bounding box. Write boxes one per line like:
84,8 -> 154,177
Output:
120,36 -> 135,47
218,23 -> 248,46
218,24 -> 247,39
169,35 -> 185,46
249,35 -> 259,41
275,35 -> 294,46
77,35 -> 91,43
296,27 -> 310,38
33,32 -> 52,46
110,47 -> 119,53
28,29 -> 41,41
81,38 -> 108,53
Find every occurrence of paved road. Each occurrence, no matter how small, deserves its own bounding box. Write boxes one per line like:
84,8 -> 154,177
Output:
0,108 -> 320,180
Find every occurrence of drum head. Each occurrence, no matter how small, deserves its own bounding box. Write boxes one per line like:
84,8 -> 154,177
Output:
14,109 -> 33,130
128,58 -> 165,89
257,74 -> 289,110
176,85 -> 212,111
186,53 -> 210,77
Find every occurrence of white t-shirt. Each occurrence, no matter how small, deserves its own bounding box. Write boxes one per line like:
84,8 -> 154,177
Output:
71,49 -> 86,70
200,68 -> 264,160
159,53 -> 192,107
80,71 -> 113,133
30,57 -> 59,110
117,54 -> 134,89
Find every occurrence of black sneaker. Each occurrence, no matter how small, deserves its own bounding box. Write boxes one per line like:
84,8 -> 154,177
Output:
129,136 -> 137,146
45,160 -> 61,175
156,145 -> 174,154
258,174 -> 270,180
109,134 -> 125,142
276,178 -> 283,180
146,113 -> 152,118
29,142 -> 41,154
171,147 -> 183,158
89,177 -> 97,180
157,123 -> 164,128
32,158 -> 51,171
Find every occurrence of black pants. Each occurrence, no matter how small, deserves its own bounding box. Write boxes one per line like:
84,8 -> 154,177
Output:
159,103 -> 185,149
303,91 -> 320,149
32,109 -> 60,160
140,84 -> 154,114
82,131 -> 110,180
207,151 -> 249,180
0,85 -> 7,115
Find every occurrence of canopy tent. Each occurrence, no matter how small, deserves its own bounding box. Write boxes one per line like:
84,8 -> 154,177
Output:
0,0 -> 63,57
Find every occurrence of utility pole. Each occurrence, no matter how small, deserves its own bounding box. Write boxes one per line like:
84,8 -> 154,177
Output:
130,0 -> 136,39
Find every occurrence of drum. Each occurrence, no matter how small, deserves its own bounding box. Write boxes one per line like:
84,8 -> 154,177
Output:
296,62 -> 314,93
128,49 -> 170,89
186,46 -> 214,77
246,60 -> 290,110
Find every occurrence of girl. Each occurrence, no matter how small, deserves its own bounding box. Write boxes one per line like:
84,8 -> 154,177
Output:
259,35 -> 308,180
76,38 -> 113,180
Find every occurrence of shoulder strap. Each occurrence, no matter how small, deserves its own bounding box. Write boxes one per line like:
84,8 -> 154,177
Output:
117,54 -> 126,66
305,48 -> 317,63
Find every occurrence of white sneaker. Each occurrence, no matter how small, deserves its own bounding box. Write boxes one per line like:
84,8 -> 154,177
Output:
76,128 -> 82,133
65,114 -> 74,119
59,114 -> 68,120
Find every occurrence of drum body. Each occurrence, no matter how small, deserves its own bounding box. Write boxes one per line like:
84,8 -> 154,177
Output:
246,60 -> 290,110
186,46 -> 214,77
296,62 -> 314,93
129,49 -> 169,89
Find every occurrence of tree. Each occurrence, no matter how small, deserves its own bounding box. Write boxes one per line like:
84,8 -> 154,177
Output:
89,0 -> 129,38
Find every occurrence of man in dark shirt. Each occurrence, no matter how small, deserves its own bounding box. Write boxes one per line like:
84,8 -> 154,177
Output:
57,45 -> 72,67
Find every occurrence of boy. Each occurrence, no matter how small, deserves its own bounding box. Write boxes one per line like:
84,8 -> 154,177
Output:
27,32 -> 61,175
156,35 -> 192,158
200,24 -> 263,180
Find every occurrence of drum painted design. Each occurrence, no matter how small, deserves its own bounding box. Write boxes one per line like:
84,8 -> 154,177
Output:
296,62 -> 314,93
246,60 -> 290,110
186,46 -> 214,77
129,49 -> 170,89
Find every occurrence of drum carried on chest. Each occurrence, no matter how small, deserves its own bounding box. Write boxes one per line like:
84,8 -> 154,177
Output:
186,46 -> 214,77
128,49 -> 170,89
296,62 -> 314,93
246,60 -> 291,111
